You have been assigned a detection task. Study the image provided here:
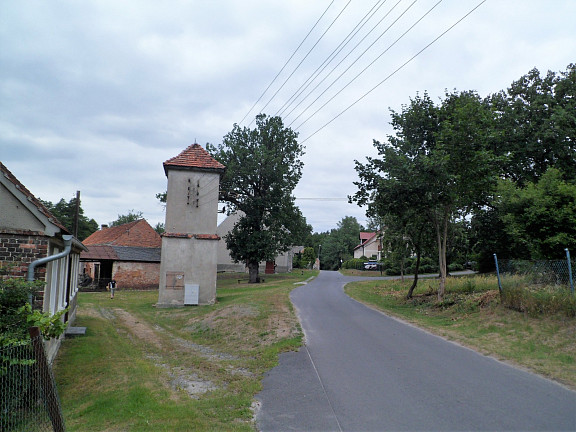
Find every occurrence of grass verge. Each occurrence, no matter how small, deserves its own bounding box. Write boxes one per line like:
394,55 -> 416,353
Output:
345,275 -> 576,390
53,270 -> 317,431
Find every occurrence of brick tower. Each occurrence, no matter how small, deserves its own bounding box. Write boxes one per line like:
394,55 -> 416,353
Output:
157,144 -> 225,306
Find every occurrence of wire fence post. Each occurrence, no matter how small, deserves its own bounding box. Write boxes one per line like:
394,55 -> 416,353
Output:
28,326 -> 66,432
566,248 -> 574,295
494,253 -> 502,297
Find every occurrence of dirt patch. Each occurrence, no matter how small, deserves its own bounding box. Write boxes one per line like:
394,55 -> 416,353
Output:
113,308 -> 164,350
186,304 -> 259,327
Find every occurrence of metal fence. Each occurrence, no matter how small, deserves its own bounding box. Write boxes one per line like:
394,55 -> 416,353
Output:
494,249 -> 575,296
0,328 -> 65,432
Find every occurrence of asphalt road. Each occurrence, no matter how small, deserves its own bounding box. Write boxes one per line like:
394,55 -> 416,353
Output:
255,271 -> 576,431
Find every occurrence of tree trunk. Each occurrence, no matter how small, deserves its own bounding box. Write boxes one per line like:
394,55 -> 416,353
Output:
406,249 -> 421,299
436,211 -> 449,301
248,260 -> 260,283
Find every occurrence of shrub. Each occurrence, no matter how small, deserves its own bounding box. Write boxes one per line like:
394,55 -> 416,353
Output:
448,263 -> 464,272
0,278 -> 67,345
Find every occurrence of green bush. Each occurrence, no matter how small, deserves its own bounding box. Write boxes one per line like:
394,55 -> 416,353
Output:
448,263 -> 464,272
0,277 -> 67,345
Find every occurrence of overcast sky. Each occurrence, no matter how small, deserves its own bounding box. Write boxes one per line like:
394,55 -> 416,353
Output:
1,0 -> 575,234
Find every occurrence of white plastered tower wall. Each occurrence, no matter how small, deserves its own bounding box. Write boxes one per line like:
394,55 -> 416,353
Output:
157,144 -> 225,306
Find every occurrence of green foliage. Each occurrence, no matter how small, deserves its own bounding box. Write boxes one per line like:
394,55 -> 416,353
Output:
18,303 -> 68,340
0,278 -> 41,342
110,210 -> 144,227
294,247 -> 316,269
319,216 -> 363,270
0,278 -> 67,345
40,195 -> 99,240
471,63 -> 576,264
489,64 -> 576,185
352,91 -> 500,298
498,168 -> 576,259
207,114 -> 309,282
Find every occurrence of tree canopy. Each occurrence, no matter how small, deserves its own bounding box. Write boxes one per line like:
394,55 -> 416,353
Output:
352,90 -> 502,300
352,64 -> 576,296
40,195 -> 98,241
319,216 -> 363,270
109,210 -> 144,227
207,114 -> 310,283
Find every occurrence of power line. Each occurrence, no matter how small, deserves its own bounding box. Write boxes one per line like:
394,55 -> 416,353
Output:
296,197 -> 349,201
282,0 -> 405,123
300,0 -> 488,144
238,1 -> 336,126
275,0 -> 390,119
292,0 -> 433,130
248,0 -> 353,126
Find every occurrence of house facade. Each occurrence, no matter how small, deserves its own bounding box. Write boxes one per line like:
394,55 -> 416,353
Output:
80,219 -> 162,290
216,211 -> 302,274
353,231 -> 382,260
0,162 -> 87,361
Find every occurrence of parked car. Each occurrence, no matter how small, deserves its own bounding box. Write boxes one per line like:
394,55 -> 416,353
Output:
363,262 -> 378,270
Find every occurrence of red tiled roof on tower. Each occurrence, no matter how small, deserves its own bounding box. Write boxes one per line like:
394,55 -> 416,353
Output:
163,144 -> 225,175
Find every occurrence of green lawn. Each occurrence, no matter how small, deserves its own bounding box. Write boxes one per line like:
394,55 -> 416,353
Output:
54,271 -> 316,431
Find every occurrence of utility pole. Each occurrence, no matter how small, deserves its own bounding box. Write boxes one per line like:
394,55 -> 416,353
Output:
73,190 -> 80,238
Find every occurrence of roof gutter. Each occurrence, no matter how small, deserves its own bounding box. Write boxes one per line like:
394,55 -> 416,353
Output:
27,234 -> 74,282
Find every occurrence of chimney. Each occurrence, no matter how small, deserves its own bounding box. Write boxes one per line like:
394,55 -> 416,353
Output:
101,224 -> 108,230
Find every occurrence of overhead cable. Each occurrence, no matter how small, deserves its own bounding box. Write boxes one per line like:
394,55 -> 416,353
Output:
248,0 -> 353,126
238,1 -> 336,126
300,0 -> 488,144
292,0 -> 432,130
275,0 -> 390,119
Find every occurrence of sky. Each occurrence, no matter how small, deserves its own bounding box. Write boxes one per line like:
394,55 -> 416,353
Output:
1,0 -> 575,234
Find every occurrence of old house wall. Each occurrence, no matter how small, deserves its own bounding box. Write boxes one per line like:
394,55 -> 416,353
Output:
0,231 -> 49,279
112,261 -> 160,289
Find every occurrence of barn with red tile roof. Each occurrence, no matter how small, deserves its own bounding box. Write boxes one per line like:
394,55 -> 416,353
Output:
80,219 -> 162,289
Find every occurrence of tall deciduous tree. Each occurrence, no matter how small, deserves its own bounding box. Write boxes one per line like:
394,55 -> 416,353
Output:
488,64 -> 576,184
320,216 -> 363,270
207,114 -> 309,283
353,91 -> 500,300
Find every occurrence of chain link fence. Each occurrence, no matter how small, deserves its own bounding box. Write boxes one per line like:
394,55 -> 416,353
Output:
495,251 -> 575,295
0,329 -> 65,432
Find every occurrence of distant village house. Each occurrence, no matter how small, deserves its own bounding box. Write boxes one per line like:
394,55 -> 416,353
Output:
353,231 -> 382,260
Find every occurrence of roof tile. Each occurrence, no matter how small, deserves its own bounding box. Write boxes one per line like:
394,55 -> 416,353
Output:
83,219 -> 161,248
163,144 -> 225,174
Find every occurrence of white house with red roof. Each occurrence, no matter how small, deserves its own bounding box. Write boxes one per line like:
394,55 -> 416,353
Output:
353,231 -> 382,260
